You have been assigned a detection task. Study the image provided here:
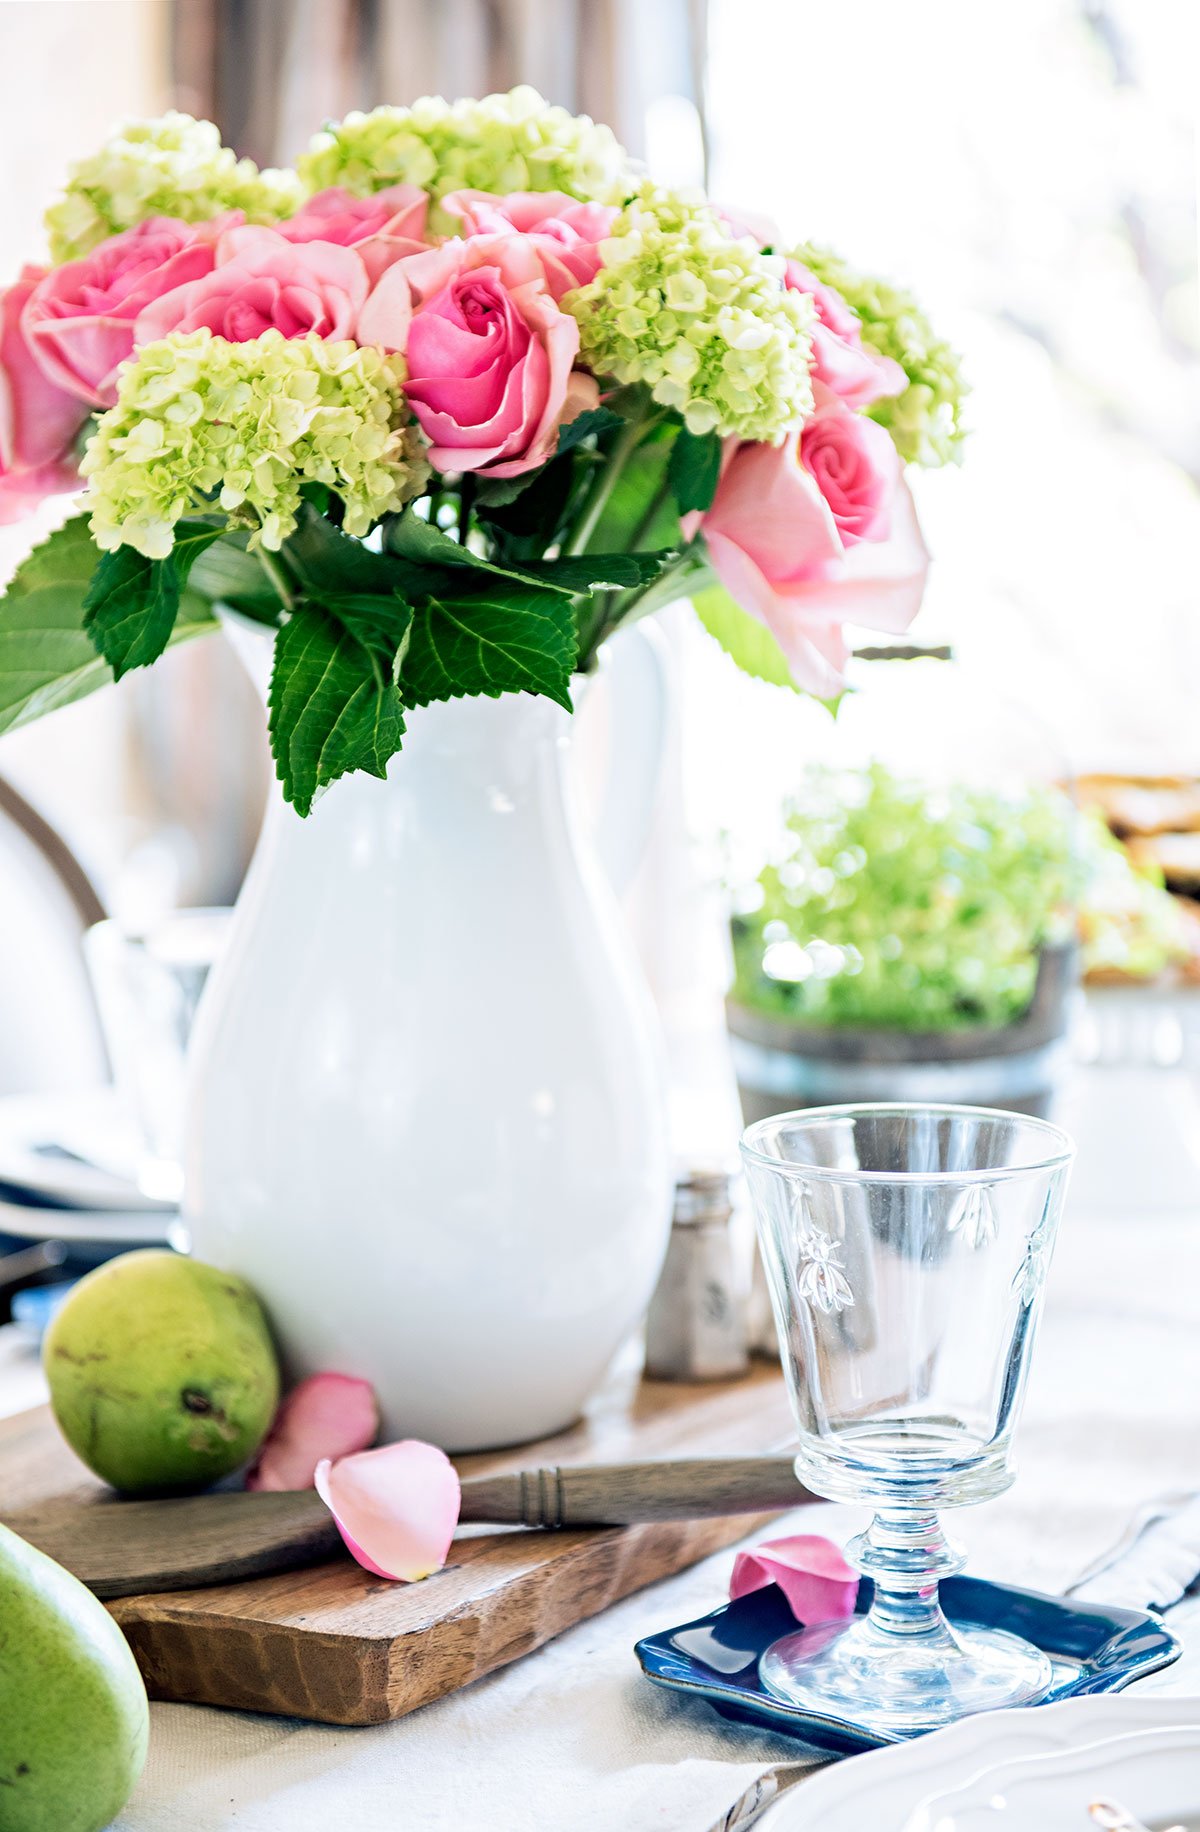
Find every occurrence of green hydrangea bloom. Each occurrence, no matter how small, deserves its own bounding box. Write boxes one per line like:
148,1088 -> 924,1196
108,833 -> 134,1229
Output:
789,242 -> 967,466
298,85 -> 631,233
569,186 -> 814,441
81,329 -> 429,559
46,113 -> 303,263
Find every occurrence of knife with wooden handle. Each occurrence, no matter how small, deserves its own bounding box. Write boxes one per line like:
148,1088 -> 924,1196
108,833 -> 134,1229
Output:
1,1454 -> 808,1598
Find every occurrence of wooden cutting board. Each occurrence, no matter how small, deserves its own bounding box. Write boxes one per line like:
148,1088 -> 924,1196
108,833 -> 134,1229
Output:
0,1363 -> 795,1725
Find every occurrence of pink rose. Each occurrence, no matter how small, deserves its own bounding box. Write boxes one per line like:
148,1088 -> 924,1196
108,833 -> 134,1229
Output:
441,191 -> 617,299
23,218 -> 225,408
0,267 -> 87,522
784,259 -> 906,411
277,184 -> 431,283
135,225 -> 369,346
800,388 -> 899,545
358,235 -> 586,477
689,426 -> 928,696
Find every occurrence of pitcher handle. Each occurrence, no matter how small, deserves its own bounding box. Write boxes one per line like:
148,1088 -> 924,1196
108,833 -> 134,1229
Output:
589,621 -> 671,897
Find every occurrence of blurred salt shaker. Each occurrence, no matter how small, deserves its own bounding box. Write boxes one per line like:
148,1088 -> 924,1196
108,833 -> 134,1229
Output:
746,1238 -> 783,1359
645,1170 -> 749,1380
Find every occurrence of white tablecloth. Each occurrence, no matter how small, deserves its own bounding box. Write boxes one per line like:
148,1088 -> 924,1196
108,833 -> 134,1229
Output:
3,1204 -> 1198,1832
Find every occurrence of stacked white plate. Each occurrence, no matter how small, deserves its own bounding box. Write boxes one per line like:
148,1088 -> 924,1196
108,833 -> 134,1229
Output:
0,1089 -> 176,1253
773,1697 -> 1200,1831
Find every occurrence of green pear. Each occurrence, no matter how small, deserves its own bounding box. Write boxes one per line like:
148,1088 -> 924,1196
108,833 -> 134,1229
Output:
44,1250 -> 280,1495
0,1521 -> 149,1832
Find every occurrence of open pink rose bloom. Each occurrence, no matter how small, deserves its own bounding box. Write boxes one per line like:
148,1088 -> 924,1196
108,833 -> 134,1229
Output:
358,232 -> 589,476
23,217 -> 225,406
135,224 -> 370,346
0,265 -> 88,520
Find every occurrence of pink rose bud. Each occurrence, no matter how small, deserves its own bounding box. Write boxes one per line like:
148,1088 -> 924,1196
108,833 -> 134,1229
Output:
246,1373 -> 380,1492
315,1440 -> 461,1582
730,1534 -> 859,1624
135,225 -> 369,347
0,266 -> 88,521
783,260 -> 906,411
23,217 -> 225,407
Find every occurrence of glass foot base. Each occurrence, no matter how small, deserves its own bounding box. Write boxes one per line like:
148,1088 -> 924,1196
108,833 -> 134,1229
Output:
759,1614 -> 1052,1736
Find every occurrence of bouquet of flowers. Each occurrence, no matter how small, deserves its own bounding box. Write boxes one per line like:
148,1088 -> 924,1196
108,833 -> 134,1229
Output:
0,92 -> 965,812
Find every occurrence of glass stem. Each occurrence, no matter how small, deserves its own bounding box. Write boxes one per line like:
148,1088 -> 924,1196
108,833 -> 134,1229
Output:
847,1508 -> 965,1642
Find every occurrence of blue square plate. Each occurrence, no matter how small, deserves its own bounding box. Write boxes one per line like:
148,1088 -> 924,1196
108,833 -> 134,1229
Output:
635,1578 -> 1182,1756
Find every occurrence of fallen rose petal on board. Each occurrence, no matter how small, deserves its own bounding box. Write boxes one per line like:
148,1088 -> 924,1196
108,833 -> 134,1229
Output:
315,1439 -> 461,1581
730,1534 -> 859,1624
246,1373 -> 379,1492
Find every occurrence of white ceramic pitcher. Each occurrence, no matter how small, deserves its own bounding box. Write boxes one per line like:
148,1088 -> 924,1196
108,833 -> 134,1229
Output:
183,624 -> 673,1450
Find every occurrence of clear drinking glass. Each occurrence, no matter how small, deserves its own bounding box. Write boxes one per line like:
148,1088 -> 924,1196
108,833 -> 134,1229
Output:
741,1102 -> 1074,1736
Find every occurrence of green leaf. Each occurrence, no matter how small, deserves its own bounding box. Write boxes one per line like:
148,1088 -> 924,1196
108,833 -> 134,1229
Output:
0,517 -> 217,736
668,427 -> 722,514
473,455 -> 576,551
380,506 -> 494,573
81,548 -> 174,677
82,520 -> 223,678
189,533 -> 283,624
267,599 -> 405,816
401,579 -> 576,711
385,503 -> 610,599
471,472 -> 541,510
692,583 -> 799,690
554,407 -> 623,454
286,504 -> 401,600
515,552 -> 672,594
381,506 -> 575,592
313,591 -> 413,656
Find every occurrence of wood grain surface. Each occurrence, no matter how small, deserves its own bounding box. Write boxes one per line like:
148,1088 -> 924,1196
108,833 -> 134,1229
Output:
0,1364 -> 796,1725
2,1455 -> 811,1598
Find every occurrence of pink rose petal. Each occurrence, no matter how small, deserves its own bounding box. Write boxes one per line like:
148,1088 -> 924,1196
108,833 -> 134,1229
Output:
730,1535 -> 859,1624
246,1373 -> 379,1492
315,1440 -> 461,1581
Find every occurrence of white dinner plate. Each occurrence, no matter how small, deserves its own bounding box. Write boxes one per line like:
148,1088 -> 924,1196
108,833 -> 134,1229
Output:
0,1195 -> 174,1247
0,1089 -> 174,1212
768,1696 -> 1200,1832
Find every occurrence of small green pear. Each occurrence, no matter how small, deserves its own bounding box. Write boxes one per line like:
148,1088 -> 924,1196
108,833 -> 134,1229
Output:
44,1250 -> 280,1495
0,1521 -> 149,1832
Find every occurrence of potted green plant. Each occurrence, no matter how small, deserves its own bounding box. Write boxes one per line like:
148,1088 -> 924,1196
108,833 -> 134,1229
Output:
728,763 -> 1081,1121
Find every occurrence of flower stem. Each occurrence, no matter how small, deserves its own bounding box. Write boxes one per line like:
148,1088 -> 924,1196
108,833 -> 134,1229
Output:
257,546 -> 295,613
626,475 -> 672,553
563,413 -> 648,556
457,475 -> 475,546
576,547 -> 700,665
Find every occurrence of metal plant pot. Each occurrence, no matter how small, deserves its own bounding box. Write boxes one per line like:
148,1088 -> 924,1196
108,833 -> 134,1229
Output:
728,945 -> 1079,1124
